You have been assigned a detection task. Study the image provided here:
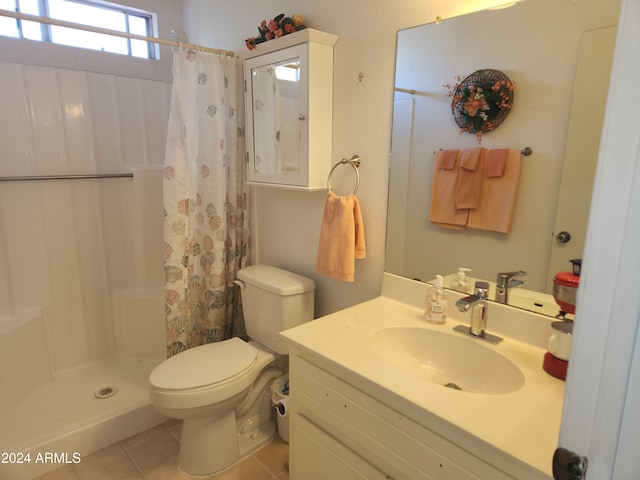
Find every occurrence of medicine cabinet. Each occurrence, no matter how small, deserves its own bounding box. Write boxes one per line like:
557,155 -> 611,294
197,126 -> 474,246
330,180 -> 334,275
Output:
242,29 -> 338,190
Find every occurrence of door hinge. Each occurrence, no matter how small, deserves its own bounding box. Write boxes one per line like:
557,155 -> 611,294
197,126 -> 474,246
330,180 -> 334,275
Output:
553,447 -> 587,480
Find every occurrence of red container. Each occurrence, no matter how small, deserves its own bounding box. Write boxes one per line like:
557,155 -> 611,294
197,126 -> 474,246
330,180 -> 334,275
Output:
552,259 -> 581,315
543,351 -> 568,380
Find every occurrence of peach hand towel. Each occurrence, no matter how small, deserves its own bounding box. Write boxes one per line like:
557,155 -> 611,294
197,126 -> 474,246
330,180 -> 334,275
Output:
456,147 -> 487,209
438,149 -> 458,170
467,149 -> 522,233
429,150 -> 468,230
485,148 -> 509,178
317,191 -> 366,282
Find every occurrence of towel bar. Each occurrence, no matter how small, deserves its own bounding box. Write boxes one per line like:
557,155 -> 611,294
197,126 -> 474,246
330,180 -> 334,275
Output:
327,155 -> 361,194
433,147 -> 533,156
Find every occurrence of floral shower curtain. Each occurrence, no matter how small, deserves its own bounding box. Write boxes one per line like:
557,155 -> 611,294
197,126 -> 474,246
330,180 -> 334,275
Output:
163,48 -> 249,357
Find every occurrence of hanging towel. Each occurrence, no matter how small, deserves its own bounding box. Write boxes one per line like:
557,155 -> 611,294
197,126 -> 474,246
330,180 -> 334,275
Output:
467,149 -> 522,233
456,147 -> 487,209
438,149 -> 458,170
429,150 -> 468,230
317,191 -> 366,282
485,148 -> 509,178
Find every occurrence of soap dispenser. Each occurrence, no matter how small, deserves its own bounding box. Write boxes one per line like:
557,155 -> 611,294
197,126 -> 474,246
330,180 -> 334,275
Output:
450,267 -> 471,292
425,275 -> 448,324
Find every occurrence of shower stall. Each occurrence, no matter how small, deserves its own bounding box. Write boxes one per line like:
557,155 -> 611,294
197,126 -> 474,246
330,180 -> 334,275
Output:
0,60 -> 170,479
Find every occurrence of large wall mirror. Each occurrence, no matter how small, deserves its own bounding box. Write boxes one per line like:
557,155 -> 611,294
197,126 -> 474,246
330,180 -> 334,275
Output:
386,0 -> 620,317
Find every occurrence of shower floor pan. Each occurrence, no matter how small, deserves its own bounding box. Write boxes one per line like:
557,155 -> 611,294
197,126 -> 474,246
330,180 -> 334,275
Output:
0,356 -> 166,480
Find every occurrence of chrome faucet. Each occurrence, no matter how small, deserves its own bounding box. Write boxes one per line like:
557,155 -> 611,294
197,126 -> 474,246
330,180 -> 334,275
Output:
454,281 -> 502,344
495,271 -> 527,304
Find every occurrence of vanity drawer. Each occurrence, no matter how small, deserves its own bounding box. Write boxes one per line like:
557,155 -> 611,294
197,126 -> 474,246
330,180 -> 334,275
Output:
290,413 -> 389,479
291,355 -> 515,480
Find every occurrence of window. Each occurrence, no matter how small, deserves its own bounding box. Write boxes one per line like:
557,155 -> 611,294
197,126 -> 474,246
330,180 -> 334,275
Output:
275,61 -> 300,82
0,0 -> 157,59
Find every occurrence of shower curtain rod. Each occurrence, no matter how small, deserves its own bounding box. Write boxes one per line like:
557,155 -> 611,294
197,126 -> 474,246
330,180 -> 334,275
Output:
0,9 -> 235,57
0,173 -> 134,182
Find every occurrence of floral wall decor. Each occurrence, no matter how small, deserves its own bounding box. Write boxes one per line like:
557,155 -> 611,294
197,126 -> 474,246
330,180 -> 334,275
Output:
445,69 -> 516,142
245,14 -> 307,50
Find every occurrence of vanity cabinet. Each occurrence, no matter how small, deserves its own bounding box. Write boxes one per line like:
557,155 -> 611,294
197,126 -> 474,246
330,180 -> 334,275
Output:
242,29 -> 337,190
292,414 -> 389,479
289,351 -> 528,480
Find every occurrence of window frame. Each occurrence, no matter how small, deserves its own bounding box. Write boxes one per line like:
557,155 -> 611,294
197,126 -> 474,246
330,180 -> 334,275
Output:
3,0 -> 157,59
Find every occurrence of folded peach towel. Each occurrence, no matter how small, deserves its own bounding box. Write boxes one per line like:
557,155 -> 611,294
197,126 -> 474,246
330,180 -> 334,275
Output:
456,147 -> 487,209
429,150 -> 468,230
485,148 -> 509,178
438,149 -> 458,170
468,149 -> 522,233
317,191 -> 366,282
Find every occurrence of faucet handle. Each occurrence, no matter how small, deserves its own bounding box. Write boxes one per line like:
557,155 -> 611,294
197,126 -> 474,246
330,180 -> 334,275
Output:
496,271 -> 527,287
474,281 -> 490,299
497,270 -> 527,280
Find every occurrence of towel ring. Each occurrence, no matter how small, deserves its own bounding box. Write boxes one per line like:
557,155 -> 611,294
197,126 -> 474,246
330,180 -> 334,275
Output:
327,155 -> 361,194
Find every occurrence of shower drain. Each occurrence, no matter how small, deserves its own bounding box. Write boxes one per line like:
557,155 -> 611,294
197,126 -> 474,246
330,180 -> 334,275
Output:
94,385 -> 118,399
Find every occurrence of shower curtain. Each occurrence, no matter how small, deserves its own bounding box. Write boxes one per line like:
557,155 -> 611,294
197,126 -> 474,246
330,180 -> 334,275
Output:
163,47 -> 248,357
252,68 -> 282,174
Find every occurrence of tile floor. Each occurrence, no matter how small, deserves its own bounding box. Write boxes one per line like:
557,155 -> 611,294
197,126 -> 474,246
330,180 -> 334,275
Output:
34,420 -> 289,480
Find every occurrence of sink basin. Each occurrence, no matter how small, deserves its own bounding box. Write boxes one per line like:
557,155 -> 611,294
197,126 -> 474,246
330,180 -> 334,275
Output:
369,327 -> 525,394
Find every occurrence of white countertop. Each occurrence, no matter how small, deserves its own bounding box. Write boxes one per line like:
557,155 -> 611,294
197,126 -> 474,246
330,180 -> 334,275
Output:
281,273 -> 566,478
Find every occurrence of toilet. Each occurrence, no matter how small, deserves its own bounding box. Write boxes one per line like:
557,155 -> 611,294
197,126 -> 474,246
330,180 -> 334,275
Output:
149,265 -> 315,476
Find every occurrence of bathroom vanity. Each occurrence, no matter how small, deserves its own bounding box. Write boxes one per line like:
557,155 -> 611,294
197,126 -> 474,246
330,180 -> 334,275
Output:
281,273 -> 565,479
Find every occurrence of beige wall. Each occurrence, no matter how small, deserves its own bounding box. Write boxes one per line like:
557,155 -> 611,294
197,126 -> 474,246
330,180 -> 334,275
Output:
182,0 -> 515,316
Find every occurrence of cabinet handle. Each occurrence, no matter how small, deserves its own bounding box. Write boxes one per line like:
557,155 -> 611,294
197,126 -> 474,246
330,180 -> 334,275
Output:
298,114 -> 306,120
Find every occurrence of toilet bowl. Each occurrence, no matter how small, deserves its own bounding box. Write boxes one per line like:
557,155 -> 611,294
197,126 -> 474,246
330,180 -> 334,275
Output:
149,265 -> 315,476
149,338 -> 282,474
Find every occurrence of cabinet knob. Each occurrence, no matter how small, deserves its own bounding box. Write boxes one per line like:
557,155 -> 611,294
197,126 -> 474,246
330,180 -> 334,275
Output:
556,231 -> 572,243
297,114 -> 306,120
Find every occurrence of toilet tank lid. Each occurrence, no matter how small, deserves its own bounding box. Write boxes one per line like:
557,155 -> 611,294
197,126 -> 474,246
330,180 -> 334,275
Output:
237,265 -> 315,295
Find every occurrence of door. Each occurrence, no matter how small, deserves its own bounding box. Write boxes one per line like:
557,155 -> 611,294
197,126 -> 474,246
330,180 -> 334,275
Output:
547,26 -> 616,292
557,0 -> 640,478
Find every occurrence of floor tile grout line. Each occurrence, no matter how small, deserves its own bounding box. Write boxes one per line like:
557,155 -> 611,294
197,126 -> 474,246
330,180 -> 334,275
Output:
122,424 -> 182,478
251,455 -> 285,479
248,455 -> 278,479
122,443 -> 145,478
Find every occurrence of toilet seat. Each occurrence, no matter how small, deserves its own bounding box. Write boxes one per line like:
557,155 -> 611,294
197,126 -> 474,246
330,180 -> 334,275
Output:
150,337 -> 258,391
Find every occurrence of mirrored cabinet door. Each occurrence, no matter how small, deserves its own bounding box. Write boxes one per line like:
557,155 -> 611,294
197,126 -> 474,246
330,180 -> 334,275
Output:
253,57 -> 302,176
246,45 -> 307,185
243,29 -> 338,190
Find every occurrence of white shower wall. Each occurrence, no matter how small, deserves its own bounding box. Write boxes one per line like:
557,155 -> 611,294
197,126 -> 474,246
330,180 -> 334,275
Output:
0,61 -> 170,374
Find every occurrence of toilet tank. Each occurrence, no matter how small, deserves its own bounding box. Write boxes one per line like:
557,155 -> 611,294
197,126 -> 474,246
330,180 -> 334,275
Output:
237,265 -> 315,354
